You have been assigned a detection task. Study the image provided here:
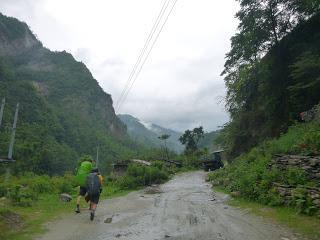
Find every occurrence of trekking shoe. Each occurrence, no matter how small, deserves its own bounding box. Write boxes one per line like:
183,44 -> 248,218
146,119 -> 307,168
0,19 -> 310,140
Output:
90,210 -> 95,221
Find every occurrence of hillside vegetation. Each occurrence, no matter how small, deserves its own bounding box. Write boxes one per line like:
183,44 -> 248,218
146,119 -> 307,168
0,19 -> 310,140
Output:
0,13 -> 146,175
219,1 -> 320,157
211,0 -> 320,223
210,113 -> 320,216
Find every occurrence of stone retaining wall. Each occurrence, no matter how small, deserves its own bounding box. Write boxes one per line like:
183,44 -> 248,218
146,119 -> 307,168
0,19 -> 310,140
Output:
271,154 -> 320,181
271,154 -> 320,210
273,183 -> 320,209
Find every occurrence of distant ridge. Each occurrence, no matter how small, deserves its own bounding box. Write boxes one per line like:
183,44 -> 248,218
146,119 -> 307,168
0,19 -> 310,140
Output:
118,114 -> 184,153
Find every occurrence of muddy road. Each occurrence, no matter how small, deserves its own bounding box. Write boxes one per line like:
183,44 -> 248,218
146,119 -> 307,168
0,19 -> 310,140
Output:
37,171 -> 301,240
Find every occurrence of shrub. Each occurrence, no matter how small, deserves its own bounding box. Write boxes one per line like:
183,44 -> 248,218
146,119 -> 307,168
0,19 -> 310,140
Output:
51,174 -> 77,194
208,121 -> 319,216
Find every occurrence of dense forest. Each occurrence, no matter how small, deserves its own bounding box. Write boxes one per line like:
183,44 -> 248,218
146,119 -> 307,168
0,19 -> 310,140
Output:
218,0 -> 320,157
0,13 -> 149,175
209,0 -> 320,220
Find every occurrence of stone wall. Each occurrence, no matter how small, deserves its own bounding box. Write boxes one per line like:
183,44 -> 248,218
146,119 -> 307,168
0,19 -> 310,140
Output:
271,154 -> 320,181
273,183 -> 320,209
271,154 -> 320,211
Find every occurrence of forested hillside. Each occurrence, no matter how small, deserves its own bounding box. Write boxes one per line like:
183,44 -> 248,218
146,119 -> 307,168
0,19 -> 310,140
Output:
198,130 -> 220,151
219,0 -> 320,157
118,114 -> 184,153
0,13 -> 142,175
210,0 -> 320,221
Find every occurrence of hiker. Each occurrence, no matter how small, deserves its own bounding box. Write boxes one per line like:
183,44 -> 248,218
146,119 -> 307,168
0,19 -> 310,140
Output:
86,167 -> 103,221
75,157 -> 93,213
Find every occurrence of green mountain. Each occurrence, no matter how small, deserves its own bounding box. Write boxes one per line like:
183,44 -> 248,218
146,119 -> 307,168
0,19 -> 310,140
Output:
198,130 -> 220,151
118,114 -> 184,153
0,13 -> 140,175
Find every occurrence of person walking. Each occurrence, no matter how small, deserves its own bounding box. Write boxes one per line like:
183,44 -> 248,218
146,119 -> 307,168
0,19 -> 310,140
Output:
75,157 -> 93,213
86,167 -> 103,221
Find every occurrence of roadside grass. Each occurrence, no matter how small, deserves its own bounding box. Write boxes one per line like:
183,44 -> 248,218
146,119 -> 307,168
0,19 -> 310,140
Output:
0,183 -> 134,240
0,162 -> 187,240
227,196 -> 320,240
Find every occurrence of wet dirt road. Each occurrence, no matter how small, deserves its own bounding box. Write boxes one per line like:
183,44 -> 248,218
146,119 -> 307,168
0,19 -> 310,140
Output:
37,171 -> 302,240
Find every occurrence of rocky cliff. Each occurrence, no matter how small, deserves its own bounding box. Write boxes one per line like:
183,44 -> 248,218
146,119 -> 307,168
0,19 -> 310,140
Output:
0,13 -> 132,174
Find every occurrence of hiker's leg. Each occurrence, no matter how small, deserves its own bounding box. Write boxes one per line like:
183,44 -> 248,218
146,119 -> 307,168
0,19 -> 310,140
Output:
76,187 -> 87,213
76,195 -> 81,205
91,203 -> 97,210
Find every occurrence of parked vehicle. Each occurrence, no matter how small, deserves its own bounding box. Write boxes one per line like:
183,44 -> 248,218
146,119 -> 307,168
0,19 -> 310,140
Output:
201,150 -> 224,172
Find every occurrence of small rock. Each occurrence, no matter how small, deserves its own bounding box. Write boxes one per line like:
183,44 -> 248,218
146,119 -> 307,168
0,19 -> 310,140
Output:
104,217 -> 112,223
223,206 -> 228,209
59,193 -> 72,202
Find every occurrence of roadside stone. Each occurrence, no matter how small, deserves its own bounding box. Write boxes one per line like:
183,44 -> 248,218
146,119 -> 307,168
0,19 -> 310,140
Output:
104,217 -> 112,223
59,193 -> 72,202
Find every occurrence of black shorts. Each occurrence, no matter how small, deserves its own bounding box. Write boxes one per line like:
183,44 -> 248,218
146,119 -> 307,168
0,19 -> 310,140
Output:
88,193 -> 100,204
79,186 -> 87,196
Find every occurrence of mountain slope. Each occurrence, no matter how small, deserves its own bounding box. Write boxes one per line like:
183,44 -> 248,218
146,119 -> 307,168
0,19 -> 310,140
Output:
118,114 -> 184,153
0,13 -> 138,174
198,130 -> 220,151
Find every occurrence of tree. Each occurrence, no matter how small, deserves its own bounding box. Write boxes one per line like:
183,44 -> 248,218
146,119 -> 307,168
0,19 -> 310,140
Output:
219,0 -> 320,157
179,127 -> 204,154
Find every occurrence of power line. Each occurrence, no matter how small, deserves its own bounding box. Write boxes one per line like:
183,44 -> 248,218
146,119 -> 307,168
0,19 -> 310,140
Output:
117,0 -> 178,112
115,0 -> 171,111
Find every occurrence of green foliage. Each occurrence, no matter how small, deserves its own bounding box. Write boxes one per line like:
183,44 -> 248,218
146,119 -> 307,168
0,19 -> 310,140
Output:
208,121 -> 319,216
220,10 -> 320,157
0,14 -> 153,177
0,172 -> 78,207
292,187 -> 317,215
179,126 -> 204,154
0,13 -> 34,41
116,163 -> 170,190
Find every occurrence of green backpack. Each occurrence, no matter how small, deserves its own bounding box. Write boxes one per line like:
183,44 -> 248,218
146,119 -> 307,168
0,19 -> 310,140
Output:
75,161 -> 93,187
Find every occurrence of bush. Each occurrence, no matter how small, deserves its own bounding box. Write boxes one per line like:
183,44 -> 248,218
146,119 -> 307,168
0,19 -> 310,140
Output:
7,185 -> 37,207
0,172 -> 78,206
208,121 -> 319,216
51,173 -> 77,194
115,163 -> 170,190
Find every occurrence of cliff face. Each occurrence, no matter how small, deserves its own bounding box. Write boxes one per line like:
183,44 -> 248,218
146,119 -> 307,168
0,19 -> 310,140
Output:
0,13 -> 129,174
0,14 -> 41,56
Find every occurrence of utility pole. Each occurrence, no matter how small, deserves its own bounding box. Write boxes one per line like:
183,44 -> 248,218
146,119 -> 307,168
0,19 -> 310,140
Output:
96,146 -> 99,168
8,103 -> 19,160
0,98 -> 5,128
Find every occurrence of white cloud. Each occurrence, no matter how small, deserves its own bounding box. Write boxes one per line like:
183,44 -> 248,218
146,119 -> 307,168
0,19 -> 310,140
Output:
0,0 -> 239,132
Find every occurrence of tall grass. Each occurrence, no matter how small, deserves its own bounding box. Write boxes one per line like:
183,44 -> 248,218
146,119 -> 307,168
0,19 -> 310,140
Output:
209,122 -> 320,216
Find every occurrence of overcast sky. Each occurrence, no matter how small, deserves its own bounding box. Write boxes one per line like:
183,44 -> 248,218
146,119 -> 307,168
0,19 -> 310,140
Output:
0,0 -> 239,132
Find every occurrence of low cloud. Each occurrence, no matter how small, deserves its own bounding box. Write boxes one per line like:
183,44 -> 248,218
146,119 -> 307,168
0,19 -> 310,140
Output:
0,0 -> 239,132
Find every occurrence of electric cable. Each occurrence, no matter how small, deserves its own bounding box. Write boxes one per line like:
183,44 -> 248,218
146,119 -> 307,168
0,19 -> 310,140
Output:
117,0 -> 178,112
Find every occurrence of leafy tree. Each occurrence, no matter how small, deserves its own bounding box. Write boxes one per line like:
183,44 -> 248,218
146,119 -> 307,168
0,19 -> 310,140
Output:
219,0 -> 320,157
179,127 -> 204,154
